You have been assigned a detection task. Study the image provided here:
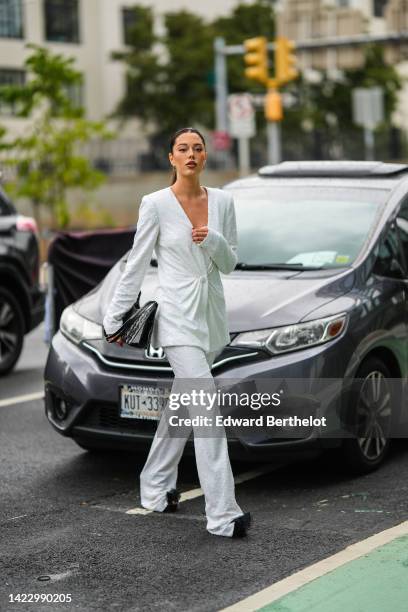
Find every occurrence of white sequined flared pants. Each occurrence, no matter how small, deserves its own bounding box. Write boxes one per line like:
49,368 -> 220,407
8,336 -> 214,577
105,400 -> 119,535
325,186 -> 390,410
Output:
139,345 -> 243,537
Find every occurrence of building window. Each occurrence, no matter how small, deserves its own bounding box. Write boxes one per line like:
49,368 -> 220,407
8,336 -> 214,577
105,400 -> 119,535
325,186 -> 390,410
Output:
44,0 -> 80,43
122,7 -> 137,46
0,0 -> 23,39
0,69 -> 25,115
65,80 -> 84,110
373,0 -> 387,17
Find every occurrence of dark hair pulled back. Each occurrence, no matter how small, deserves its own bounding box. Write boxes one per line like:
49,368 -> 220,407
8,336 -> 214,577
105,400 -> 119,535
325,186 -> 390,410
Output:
169,127 -> 206,185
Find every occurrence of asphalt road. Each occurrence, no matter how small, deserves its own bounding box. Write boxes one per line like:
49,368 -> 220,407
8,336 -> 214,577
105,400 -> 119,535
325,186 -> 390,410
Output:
1,325 -> 408,611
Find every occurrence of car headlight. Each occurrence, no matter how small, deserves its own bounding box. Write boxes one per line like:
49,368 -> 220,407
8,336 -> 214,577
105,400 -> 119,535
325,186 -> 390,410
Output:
230,313 -> 348,355
60,305 -> 102,345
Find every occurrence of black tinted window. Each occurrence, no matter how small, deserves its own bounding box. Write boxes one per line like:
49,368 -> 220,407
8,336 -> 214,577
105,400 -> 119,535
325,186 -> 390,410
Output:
373,224 -> 406,278
44,0 -> 79,43
396,199 -> 408,268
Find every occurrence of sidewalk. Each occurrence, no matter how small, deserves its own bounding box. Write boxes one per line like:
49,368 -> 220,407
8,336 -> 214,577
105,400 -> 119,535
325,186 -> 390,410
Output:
221,521 -> 408,612
259,535 -> 408,612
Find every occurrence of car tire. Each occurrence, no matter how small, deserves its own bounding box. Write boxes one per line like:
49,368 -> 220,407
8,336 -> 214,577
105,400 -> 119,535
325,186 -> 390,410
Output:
0,287 -> 25,376
341,357 -> 393,475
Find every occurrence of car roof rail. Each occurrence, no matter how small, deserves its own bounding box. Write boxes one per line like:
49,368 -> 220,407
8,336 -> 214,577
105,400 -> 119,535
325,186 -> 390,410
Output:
258,161 -> 408,178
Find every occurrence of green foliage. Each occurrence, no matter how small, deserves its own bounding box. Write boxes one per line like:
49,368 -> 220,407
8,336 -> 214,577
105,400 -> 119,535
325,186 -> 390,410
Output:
111,1 -> 276,139
0,44 -> 83,118
111,6 -> 160,122
286,43 -> 403,135
0,45 -> 113,229
214,0 -> 275,96
112,4 -> 403,154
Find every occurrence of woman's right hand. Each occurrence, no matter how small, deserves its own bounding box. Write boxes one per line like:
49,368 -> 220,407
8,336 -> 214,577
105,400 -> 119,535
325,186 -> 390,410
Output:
106,335 -> 124,347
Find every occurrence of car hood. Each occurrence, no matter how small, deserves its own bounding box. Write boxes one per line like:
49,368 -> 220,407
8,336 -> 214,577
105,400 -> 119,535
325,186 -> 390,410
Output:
75,258 -> 357,332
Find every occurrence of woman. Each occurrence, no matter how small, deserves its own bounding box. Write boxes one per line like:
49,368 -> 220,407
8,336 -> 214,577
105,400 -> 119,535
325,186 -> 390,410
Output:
103,127 -> 251,538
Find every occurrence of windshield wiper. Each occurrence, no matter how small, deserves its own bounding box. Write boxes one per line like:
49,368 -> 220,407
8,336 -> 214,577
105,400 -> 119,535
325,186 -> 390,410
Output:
235,262 -> 324,271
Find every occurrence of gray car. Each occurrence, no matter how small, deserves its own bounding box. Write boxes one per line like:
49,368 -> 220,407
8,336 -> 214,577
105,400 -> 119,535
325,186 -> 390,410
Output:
44,161 -> 408,474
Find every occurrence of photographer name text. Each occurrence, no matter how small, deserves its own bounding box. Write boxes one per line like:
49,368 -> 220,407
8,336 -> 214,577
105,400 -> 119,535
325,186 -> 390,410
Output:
167,415 -> 327,427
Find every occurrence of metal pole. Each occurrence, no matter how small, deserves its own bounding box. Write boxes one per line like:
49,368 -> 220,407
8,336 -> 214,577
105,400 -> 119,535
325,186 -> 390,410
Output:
214,37 -> 230,168
267,122 -> 281,165
238,137 -> 250,176
364,127 -> 375,161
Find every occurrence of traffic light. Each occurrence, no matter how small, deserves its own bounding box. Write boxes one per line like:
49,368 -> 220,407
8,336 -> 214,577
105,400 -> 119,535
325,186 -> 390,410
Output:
275,36 -> 298,85
244,36 -> 268,85
264,90 -> 282,122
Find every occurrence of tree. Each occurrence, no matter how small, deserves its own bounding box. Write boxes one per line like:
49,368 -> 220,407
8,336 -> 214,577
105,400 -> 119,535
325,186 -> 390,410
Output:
111,5 -> 160,125
282,43 -> 404,158
0,44 -> 113,229
213,0 -> 275,96
111,1 -> 276,144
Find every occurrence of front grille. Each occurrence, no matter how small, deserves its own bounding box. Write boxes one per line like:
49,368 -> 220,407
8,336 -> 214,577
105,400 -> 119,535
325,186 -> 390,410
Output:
81,401 -> 159,433
82,341 -> 266,375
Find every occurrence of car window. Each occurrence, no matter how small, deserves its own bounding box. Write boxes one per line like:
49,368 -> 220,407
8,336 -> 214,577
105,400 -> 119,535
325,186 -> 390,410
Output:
229,185 -> 388,269
395,199 -> 408,268
373,224 -> 406,278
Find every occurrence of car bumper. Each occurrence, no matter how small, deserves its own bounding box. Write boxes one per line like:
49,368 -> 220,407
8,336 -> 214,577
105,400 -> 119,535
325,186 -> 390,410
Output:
44,331 -> 354,460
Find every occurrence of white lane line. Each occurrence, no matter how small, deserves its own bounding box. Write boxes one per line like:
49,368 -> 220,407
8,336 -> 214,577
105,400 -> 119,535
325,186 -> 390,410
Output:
220,519 -> 408,612
0,391 -> 44,408
126,464 -> 276,516
6,514 -> 28,521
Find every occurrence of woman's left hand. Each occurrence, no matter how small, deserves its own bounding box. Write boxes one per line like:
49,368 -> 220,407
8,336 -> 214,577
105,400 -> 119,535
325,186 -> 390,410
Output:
192,225 -> 208,244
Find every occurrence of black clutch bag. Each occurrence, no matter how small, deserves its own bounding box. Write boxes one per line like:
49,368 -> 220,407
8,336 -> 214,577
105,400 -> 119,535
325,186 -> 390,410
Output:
104,291 -> 158,348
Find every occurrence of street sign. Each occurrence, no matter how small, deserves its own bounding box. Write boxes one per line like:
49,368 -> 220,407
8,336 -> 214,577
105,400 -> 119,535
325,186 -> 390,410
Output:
352,87 -> 384,129
227,93 -> 256,139
352,86 -> 384,160
212,130 -> 231,151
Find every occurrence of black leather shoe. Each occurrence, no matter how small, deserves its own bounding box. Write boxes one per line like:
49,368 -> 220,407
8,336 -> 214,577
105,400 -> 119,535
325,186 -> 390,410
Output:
163,488 -> 181,513
231,512 -> 251,538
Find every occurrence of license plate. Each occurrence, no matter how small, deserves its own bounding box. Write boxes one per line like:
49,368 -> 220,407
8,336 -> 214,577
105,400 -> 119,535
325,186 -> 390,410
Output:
119,384 -> 170,420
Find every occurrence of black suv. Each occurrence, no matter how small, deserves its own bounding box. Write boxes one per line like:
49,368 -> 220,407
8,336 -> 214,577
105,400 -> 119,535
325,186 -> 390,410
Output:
0,183 -> 45,375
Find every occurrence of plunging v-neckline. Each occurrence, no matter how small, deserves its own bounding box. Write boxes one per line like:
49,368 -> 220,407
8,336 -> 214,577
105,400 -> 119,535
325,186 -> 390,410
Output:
169,186 -> 210,229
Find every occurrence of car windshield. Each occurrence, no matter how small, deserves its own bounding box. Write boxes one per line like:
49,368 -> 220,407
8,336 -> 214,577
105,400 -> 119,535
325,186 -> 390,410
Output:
230,185 -> 388,269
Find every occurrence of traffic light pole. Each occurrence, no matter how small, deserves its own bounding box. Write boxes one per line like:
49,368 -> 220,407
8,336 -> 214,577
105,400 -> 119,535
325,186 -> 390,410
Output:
238,137 -> 251,176
265,87 -> 283,165
214,37 -> 231,169
267,122 -> 281,165
214,31 -> 408,169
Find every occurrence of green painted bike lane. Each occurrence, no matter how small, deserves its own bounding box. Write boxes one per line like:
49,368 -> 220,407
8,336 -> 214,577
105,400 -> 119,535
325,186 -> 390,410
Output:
258,535 -> 408,612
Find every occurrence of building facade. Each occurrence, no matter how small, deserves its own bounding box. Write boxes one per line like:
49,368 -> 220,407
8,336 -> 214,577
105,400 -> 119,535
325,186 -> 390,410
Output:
0,0 -> 407,163
0,0 -> 238,124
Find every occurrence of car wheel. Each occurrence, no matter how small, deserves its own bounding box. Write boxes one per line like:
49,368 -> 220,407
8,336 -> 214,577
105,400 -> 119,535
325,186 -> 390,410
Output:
0,287 -> 25,376
341,357 -> 393,475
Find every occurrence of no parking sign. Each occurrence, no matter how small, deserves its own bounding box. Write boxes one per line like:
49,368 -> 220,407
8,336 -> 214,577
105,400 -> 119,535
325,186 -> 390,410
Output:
228,93 -> 256,139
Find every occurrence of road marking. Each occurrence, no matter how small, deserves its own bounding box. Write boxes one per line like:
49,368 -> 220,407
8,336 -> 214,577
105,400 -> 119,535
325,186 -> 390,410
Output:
126,464 -> 277,516
220,519 -> 408,611
0,391 -> 44,408
6,514 -> 28,521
